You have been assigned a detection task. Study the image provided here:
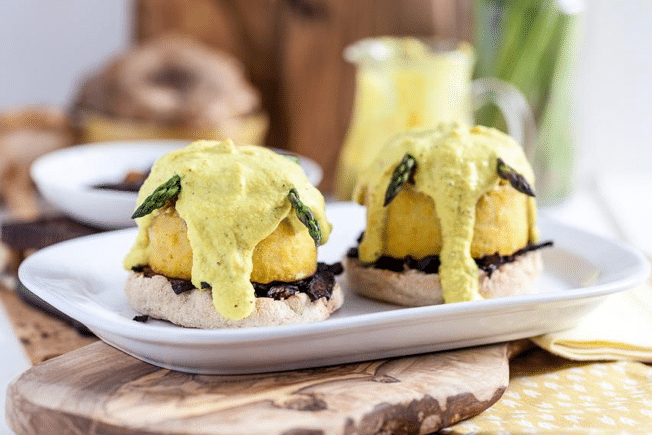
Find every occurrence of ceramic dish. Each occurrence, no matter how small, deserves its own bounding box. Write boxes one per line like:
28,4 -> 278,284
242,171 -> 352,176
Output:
30,140 -> 323,229
18,202 -> 650,374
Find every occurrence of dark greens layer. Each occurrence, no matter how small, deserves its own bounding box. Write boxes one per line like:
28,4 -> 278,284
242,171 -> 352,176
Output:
132,262 -> 343,302
346,241 -> 552,277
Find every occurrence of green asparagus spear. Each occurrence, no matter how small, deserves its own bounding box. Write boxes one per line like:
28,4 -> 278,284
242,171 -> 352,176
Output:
384,153 -> 417,206
497,158 -> 535,197
131,174 -> 182,219
288,188 -> 322,246
277,151 -> 300,165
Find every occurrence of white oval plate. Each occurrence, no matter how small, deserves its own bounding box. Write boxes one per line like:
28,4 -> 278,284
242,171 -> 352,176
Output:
30,140 -> 323,229
18,203 -> 650,374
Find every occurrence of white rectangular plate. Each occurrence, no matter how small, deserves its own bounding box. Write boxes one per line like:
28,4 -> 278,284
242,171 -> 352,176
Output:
18,202 -> 650,374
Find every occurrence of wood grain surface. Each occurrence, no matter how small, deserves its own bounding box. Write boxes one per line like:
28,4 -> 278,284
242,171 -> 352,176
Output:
0,281 -> 97,365
7,341 -> 509,435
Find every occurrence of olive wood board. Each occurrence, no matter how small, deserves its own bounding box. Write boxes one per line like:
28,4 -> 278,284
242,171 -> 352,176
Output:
6,341 -> 515,435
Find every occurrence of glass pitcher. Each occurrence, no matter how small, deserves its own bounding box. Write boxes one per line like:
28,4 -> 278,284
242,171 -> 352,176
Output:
334,37 -> 536,200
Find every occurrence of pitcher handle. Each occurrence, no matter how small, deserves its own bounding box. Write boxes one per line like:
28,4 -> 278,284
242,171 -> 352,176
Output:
471,77 -> 537,163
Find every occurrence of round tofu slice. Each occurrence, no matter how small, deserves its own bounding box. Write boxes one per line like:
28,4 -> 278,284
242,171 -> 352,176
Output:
382,182 -> 529,259
147,207 -> 317,284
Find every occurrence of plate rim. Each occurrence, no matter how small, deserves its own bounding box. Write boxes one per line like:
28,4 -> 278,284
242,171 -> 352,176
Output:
30,139 -> 190,185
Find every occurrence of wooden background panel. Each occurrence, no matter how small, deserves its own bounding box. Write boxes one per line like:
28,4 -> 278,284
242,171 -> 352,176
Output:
134,0 -> 473,192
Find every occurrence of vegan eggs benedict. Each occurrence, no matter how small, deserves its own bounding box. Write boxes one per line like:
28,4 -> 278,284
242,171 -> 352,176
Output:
345,124 -> 551,306
123,139 -> 343,327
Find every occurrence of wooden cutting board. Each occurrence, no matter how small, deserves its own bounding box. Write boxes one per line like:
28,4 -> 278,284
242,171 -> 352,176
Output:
6,341 -> 512,435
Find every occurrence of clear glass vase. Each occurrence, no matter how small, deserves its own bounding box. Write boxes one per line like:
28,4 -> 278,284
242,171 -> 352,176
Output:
473,0 -> 585,205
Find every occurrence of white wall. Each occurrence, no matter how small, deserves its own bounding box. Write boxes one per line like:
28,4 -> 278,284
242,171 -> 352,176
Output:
577,0 -> 652,178
0,0 -> 651,183
0,0 -> 130,110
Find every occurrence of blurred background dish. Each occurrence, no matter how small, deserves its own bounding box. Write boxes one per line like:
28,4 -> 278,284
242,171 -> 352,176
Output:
70,33 -> 268,147
30,140 -> 323,229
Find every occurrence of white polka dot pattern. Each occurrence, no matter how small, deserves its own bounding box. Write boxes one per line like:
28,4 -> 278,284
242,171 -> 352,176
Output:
443,349 -> 652,433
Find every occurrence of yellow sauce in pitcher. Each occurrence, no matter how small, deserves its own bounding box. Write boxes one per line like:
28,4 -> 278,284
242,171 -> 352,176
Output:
335,37 -> 475,200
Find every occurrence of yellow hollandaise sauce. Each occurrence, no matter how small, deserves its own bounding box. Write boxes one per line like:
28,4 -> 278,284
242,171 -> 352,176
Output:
354,125 -> 538,303
123,139 -> 331,320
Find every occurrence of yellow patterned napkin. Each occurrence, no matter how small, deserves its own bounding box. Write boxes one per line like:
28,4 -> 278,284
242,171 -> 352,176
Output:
444,347 -> 652,434
531,282 -> 652,362
445,281 -> 652,434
